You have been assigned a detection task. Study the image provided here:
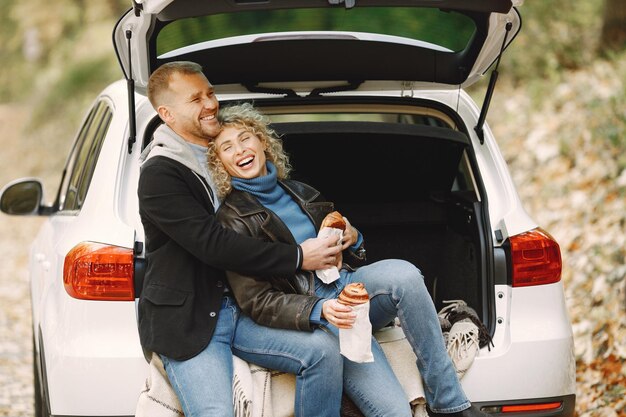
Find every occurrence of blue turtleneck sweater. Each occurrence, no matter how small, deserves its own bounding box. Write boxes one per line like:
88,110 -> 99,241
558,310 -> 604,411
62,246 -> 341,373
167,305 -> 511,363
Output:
231,162 -> 317,244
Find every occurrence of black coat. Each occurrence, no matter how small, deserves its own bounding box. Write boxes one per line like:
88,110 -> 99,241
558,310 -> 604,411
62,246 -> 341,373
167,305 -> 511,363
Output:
137,156 -> 298,360
217,180 -> 359,331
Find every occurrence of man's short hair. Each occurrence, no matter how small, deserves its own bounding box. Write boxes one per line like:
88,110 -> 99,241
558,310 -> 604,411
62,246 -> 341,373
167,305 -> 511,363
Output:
147,61 -> 204,109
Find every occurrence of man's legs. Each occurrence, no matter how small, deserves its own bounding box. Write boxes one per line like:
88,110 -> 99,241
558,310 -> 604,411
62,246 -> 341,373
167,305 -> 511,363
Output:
232,315 -> 344,417
346,259 -> 471,413
160,296 -> 239,417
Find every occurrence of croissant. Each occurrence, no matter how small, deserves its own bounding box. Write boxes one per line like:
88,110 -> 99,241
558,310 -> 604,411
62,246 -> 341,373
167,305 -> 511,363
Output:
337,282 -> 369,306
321,211 -> 346,231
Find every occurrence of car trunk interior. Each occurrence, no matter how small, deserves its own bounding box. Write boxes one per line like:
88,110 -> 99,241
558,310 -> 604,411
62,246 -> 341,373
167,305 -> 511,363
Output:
140,111 -> 494,334
273,120 -> 491,320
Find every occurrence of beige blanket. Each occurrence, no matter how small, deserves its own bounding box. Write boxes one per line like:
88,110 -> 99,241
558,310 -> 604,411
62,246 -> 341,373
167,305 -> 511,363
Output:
135,326 -> 438,417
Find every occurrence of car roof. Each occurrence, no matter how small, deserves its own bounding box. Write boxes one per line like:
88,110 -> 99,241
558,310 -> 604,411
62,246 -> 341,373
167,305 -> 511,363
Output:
114,0 -> 521,93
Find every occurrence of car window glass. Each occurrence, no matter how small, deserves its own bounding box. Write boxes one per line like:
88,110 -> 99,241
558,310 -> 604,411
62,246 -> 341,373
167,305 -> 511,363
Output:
156,7 -> 475,56
59,101 -> 112,212
275,120 -> 469,204
57,105 -> 98,210
452,151 -> 479,196
75,109 -> 112,207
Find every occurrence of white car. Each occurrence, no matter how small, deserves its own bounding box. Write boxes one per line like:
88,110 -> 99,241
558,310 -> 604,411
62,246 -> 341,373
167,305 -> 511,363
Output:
0,1 -> 575,416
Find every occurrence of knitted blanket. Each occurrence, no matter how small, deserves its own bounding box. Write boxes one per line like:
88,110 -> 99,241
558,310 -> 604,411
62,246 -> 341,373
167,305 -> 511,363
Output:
136,324 -> 474,417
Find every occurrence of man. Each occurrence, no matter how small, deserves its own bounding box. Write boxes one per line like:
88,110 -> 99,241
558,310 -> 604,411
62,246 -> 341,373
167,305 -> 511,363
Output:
137,61 -> 342,416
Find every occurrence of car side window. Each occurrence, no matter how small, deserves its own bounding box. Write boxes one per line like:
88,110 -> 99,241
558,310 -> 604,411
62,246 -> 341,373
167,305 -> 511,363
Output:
58,100 -> 113,212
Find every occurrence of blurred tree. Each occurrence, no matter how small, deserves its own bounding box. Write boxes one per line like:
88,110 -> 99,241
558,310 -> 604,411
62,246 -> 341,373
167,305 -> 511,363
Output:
600,0 -> 626,52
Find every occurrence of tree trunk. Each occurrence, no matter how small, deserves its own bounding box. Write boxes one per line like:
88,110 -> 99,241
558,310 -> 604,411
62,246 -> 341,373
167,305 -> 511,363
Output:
600,0 -> 626,52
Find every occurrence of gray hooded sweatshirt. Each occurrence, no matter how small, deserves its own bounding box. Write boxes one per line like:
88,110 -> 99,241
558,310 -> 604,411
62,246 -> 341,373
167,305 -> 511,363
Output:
140,124 -> 219,208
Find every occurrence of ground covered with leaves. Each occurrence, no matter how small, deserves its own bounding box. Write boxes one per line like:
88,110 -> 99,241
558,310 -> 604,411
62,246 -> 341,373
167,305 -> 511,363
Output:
489,57 -> 626,417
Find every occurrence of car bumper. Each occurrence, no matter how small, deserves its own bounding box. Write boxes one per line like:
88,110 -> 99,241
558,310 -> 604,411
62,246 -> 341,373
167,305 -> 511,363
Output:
475,394 -> 576,417
461,283 -> 576,402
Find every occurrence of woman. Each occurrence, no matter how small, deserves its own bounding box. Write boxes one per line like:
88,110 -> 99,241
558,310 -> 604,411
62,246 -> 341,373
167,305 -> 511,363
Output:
209,103 -> 489,417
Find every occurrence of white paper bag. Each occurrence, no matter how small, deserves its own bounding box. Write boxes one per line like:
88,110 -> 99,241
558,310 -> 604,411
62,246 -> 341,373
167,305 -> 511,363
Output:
339,302 -> 374,363
315,227 -> 343,284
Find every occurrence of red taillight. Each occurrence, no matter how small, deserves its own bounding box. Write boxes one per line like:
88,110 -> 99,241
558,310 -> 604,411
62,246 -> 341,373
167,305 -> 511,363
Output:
510,228 -> 562,287
501,402 -> 562,412
63,242 -> 135,301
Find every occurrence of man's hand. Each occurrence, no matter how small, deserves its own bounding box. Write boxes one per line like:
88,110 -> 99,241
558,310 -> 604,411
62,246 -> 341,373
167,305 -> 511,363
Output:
322,299 -> 356,329
300,235 -> 342,271
341,217 -> 359,250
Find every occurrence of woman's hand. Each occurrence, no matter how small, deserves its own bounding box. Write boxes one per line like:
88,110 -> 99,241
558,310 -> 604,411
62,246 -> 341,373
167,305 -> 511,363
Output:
322,299 -> 356,329
341,217 -> 359,250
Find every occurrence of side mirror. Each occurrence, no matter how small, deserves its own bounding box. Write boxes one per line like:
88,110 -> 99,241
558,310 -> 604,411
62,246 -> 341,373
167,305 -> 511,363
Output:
0,178 -> 45,215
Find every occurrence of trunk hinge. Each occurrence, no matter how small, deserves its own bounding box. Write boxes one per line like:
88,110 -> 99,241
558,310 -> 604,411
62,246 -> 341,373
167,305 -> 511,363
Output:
474,21 -> 513,145
125,29 -> 137,154
328,0 -> 355,9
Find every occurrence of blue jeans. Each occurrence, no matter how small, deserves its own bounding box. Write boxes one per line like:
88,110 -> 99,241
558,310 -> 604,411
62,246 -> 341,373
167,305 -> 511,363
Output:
234,314 -> 411,417
161,296 -> 346,417
161,260 -> 469,416
233,259 -> 464,417
160,296 -> 239,417
341,259 -> 471,413
233,315 -> 344,417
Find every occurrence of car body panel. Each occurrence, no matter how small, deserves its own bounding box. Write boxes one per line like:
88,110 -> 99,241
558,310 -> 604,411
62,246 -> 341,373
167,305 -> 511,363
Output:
43,298 -> 145,414
26,83 -> 147,415
462,284 -> 575,401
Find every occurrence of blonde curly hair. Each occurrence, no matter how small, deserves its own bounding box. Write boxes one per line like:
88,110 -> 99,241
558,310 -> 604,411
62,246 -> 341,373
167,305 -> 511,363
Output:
207,103 -> 292,198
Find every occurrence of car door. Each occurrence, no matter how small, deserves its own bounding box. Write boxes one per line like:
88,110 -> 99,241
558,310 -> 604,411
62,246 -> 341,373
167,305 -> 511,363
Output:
32,99 -> 113,407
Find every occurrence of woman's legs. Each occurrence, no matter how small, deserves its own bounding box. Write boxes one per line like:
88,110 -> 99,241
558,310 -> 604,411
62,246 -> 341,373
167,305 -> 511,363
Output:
348,259 -> 470,413
232,315 -> 344,417
319,322 -> 412,417
160,297 -> 239,417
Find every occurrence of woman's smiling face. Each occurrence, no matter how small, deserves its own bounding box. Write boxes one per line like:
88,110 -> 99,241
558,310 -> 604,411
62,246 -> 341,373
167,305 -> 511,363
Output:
214,125 -> 268,179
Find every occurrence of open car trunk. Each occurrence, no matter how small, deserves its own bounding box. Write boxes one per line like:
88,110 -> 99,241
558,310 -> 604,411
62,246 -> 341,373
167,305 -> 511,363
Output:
140,99 -> 495,338
269,117 -> 493,330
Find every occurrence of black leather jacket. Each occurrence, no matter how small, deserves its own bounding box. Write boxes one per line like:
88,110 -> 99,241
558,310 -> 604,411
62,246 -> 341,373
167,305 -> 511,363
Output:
217,180 -> 338,331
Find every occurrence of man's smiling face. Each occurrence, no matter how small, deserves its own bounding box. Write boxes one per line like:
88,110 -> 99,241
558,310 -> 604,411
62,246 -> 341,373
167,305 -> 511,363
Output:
160,72 -> 221,146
